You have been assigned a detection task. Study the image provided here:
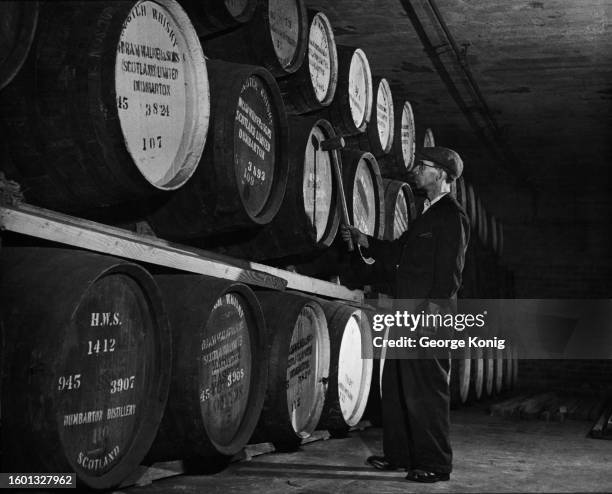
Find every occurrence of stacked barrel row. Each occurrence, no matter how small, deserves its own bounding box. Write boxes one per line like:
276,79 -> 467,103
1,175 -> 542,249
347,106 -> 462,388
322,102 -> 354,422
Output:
0,0 -> 423,267
450,177 -> 517,407
0,247 -> 374,489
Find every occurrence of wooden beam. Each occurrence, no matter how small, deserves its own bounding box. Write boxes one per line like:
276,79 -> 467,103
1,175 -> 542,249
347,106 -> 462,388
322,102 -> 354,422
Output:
0,204 -> 364,303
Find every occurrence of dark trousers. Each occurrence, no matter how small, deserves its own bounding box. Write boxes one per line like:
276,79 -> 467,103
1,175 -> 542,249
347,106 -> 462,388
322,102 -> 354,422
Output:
381,357 -> 453,473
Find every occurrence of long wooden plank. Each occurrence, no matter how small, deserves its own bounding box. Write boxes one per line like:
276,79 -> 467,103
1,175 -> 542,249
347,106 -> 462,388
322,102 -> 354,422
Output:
0,204 -> 364,303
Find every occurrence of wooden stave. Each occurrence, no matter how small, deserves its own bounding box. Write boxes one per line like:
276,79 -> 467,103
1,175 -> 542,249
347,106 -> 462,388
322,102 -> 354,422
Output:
316,300 -> 373,433
468,347 -> 485,402
503,343 -> 513,391
511,345 -> 519,388
214,116 -> 341,262
0,1 -> 210,214
497,221 -> 505,257
277,10 -> 338,115
0,247 -> 171,490
455,176 -> 467,209
382,179 -> 417,241
490,214 -> 499,253
450,346 -> 472,408
147,60 -> 289,239
0,1 -> 39,91
179,0 -> 257,37
252,291 -> 330,451
493,347 -> 504,395
326,45 -> 373,136
423,127 -> 435,147
341,149 -> 386,241
146,275 -> 267,463
202,0 -> 308,77
483,346 -> 496,397
465,183 -> 478,231
477,198 -> 489,246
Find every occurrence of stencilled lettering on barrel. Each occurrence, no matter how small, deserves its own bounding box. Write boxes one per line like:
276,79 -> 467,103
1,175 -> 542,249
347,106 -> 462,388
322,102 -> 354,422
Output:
115,1 -> 189,186
90,312 -> 122,327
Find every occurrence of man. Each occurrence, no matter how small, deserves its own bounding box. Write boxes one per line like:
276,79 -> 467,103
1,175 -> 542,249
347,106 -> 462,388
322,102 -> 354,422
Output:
342,146 -> 470,483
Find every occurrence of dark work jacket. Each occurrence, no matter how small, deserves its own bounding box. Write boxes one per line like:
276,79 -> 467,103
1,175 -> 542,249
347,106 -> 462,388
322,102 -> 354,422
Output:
366,194 -> 470,304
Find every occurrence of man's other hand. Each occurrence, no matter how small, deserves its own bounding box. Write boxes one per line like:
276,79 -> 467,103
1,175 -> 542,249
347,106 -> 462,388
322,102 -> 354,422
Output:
340,224 -> 369,248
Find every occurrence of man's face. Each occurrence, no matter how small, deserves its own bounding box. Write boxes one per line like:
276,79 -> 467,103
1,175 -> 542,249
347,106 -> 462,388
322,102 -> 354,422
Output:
412,159 -> 440,189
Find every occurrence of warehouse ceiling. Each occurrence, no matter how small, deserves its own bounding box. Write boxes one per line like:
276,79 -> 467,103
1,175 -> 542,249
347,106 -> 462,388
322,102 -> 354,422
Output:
307,0 -> 612,295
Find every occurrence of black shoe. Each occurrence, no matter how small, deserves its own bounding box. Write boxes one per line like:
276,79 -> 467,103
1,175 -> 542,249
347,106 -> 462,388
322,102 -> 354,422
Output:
366,455 -> 401,471
405,469 -> 450,483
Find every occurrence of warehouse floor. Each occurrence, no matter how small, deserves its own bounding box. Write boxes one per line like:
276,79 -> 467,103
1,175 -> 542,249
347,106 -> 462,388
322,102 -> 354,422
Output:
121,409 -> 612,493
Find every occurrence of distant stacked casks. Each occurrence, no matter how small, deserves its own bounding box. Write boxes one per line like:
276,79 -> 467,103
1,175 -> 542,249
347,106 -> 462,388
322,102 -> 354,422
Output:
217,117 -> 341,261
378,98 -> 416,179
148,60 -> 289,238
0,0 -> 210,214
317,300 -> 373,435
278,10 -> 338,114
0,248 -> 171,490
346,77 -> 394,156
0,1 -> 38,90
253,292 -> 330,451
202,0 -> 309,77
326,45 -> 373,136
179,0 -> 258,37
147,275 -> 267,467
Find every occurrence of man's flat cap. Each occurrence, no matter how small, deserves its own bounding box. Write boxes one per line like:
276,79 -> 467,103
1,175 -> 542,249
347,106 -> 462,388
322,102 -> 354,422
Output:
416,146 -> 463,179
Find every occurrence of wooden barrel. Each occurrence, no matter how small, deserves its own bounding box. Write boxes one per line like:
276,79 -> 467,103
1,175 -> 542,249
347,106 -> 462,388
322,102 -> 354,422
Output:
468,347 -> 485,401
0,1 -> 38,91
382,179 -> 416,240
215,117 -> 340,261
147,275 -> 266,463
0,248 -> 171,490
277,10 -> 337,114
326,46 -> 373,136
179,0 -> 257,37
378,99 -> 416,179
450,347 -> 472,407
253,292 -> 330,451
341,150 -> 385,240
346,77 -> 394,156
316,301 -> 373,434
0,0 -> 210,213
202,0 -> 308,77
148,60 -> 288,239
466,183 -> 478,231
